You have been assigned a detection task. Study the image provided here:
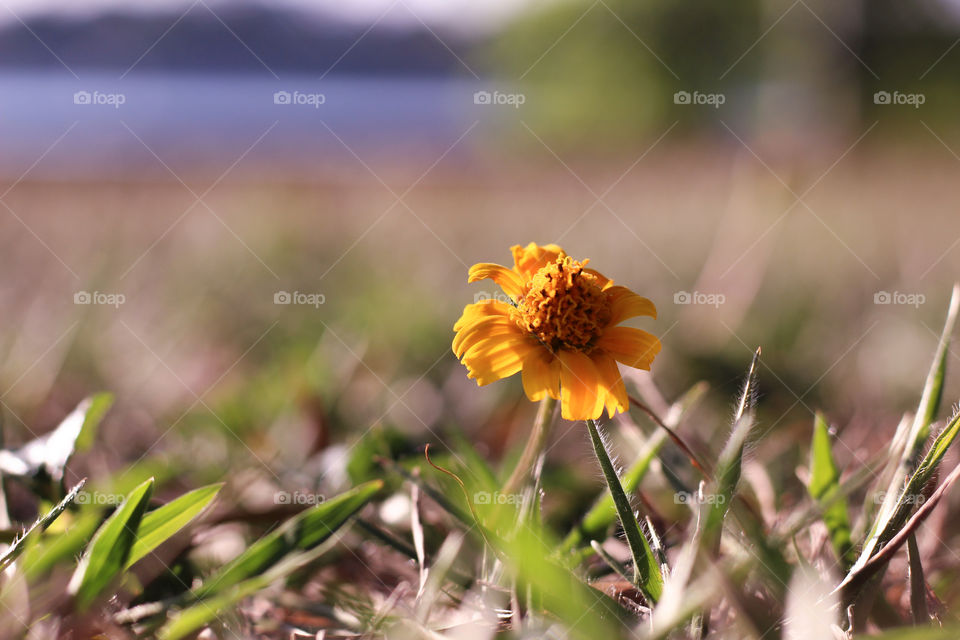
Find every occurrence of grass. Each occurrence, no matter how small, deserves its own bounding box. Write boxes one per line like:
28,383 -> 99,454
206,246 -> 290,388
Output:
0,283 -> 958,638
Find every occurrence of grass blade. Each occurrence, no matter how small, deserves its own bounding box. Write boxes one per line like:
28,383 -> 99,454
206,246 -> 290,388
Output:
159,541 -> 341,640
75,392 -> 114,452
841,453 -> 960,599
910,284 -> 959,451
68,478 -> 155,609
586,419 -> 662,602
562,382 -> 706,557
907,532 -> 928,624
858,286 -> 959,569
505,520 -> 624,639
807,412 -> 853,566
192,479 -> 382,599
125,483 -> 223,568
590,540 -> 633,583
703,348 -> 760,553
0,479 -> 85,573
848,408 -> 960,589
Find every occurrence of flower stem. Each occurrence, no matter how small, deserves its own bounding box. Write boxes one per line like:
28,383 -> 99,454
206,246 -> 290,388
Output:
502,397 -> 557,496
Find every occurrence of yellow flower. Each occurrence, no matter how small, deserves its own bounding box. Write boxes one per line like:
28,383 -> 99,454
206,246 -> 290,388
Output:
453,242 -> 661,421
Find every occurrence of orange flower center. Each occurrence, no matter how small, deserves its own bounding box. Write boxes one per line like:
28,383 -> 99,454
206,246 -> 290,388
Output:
516,256 -> 611,352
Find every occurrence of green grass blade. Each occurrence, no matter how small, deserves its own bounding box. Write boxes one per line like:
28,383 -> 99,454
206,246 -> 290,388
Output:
506,521 -> 624,639
844,409 -> 960,594
125,483 -> 223,569
807,412 -> 853,566
192,479 -> 382,599
881,409 -> 960,539
161,576 -> 269,640
76,392 -> 114,452
562,382 -> 706,557
562,428 -> 666,555
159,543 -> 339,640
911,284 -> 958,451
859,286 -> 959,567
703,348 -> 760,552
586,419 -> 662,602
68,478 -> 155,609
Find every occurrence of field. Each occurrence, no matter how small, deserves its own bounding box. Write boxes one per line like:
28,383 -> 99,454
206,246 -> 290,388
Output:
2,136 -> 960,638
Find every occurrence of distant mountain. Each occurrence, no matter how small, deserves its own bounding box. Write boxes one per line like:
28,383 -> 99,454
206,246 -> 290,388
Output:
0,6 -> 481,75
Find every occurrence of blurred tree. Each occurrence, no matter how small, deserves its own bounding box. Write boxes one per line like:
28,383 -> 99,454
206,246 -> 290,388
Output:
487,0 -> 762,148
486,0 -> 960,149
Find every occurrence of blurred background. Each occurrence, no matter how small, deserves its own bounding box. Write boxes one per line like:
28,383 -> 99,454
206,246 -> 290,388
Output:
1,0 -> 959,520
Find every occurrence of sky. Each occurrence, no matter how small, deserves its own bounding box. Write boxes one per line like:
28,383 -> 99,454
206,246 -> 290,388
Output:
0,0 -> 534,34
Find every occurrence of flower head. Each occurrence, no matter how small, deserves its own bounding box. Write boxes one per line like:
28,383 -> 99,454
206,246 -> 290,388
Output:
453,242 -> 660,420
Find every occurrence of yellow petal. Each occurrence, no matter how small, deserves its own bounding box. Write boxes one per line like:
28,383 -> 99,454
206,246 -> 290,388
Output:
606,286 -> 657,326
463,336 -> 536,386
521,348 -> 560,401
596,327 -> 661,370
592,352 -> 629,418
510,242 -> 565,279
453,300 -> 512,332
467,263 -> 526,301
453,316 -> 522,359
558,349 -> 604,421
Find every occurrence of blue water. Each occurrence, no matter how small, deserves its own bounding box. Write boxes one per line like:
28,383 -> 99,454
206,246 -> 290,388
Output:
0,71 -> 514,178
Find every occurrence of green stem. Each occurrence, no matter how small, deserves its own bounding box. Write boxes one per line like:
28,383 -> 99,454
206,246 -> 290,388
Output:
502,397 -> 557,496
